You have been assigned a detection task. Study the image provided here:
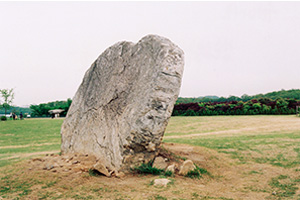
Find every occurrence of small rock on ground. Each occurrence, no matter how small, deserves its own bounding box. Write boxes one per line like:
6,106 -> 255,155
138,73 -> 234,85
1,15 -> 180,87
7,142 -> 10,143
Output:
153,178 -> 171,187
152,156 -> 168,170
179,160 -> 196,176
166,164 -> 176,173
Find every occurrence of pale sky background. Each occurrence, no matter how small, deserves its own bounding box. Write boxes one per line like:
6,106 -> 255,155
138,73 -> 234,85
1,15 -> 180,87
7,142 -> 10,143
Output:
0,1 -> 299,106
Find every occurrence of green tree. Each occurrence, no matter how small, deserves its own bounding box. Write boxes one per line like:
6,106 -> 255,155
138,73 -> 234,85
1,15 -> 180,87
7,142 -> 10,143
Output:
0,88 -> 14,115
252,103 -> 262,112
184,109 -> 197,116
276,98 -> 288,108
30,99 -> 72,117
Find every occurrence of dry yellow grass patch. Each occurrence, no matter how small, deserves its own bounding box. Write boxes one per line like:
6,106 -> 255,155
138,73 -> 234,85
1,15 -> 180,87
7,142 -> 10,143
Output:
165,115 -> 300,138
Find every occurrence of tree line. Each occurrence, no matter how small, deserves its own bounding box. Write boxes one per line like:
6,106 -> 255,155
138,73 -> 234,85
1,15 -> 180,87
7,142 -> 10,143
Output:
177,89 -> 300,104
3,88 -> 300,117
0,107 -> 32,115
172,98 -> 300,116
29,99 -> 72,117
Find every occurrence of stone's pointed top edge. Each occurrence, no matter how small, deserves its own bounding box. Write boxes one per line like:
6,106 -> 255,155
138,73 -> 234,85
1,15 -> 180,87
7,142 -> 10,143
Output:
141,34 -> 171,39
138,34 -> 174,44
114,41 -> 135,46
101,35 -> 184,57
104,41 -> 135,52
114,34 -> 176,47
140,34 -> 165,39
138,34 -> 185,55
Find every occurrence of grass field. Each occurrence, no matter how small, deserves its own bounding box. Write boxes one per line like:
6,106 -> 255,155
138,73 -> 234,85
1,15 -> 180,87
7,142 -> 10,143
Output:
0,118 -> 63,167
0,116 -> 300,199
164,116 -> 300,168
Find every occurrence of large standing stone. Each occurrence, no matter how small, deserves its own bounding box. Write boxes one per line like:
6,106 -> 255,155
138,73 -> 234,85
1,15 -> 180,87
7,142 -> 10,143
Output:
61,35 -> 184,172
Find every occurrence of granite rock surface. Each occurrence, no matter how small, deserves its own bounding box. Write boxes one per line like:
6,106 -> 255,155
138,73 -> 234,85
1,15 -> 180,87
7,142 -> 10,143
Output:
61,35 -> 184,172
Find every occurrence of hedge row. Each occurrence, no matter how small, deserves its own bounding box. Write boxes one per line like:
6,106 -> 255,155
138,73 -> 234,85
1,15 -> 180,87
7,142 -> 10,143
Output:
172,98 -> 300,116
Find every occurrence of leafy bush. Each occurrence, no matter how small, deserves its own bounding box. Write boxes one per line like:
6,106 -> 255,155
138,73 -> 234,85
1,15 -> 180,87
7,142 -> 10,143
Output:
185,168 -> 201,179
185,165 -> 210,179
1,116 -> 7,121
133,163 -> 164,175
172,98 -> 300,116
164,170 -> 173,177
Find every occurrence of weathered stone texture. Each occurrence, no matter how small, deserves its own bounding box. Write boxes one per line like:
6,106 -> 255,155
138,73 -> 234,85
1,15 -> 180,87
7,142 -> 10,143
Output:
153,178 -> 171,187
179,160 -> 196,176
61,35 -> 184,172
152,156 -> 168,170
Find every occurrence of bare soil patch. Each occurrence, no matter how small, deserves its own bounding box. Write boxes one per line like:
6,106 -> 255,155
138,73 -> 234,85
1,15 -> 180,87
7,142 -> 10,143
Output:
1,143 -> 299,200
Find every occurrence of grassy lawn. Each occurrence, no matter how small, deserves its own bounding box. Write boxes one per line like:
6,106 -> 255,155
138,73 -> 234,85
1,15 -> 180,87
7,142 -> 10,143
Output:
164,115 -> 300,168
0,118 -> 63,167
0,116 -> 300,199
1,116 -> 300,169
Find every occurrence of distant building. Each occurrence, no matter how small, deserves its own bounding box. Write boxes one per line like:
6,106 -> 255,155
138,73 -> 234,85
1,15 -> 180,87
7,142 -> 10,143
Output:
48,109 -> 64,118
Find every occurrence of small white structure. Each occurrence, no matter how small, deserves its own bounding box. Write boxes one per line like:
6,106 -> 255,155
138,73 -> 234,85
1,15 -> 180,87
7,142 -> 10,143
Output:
48,109 -> 64,118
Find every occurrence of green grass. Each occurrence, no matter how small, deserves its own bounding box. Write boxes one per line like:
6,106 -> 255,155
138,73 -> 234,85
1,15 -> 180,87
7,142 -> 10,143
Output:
133,163 -> 164,175
185,165 -> 210,179
1,116 -> 299,170
0,174 -> 35,198
0,118 -> 63,146
165,133 -> 300,167
164,170 -> 173,177
0,118 -> 63,167
164,116 -> 300,168
269,175 -> 299,198
150,194 -> 167,200
0,116 -> 299,199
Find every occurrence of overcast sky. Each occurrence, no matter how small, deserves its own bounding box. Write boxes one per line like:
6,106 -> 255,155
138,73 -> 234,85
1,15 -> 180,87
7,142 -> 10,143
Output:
1,1 -> 300,106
